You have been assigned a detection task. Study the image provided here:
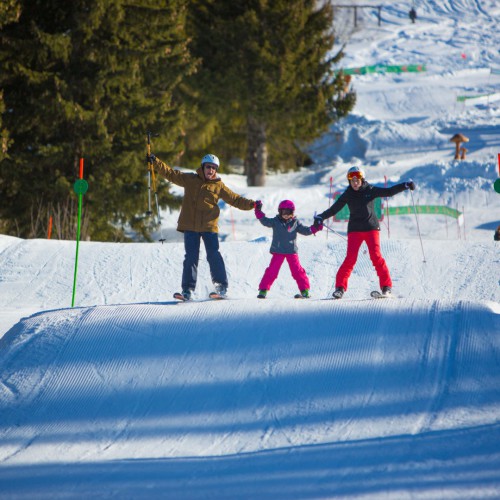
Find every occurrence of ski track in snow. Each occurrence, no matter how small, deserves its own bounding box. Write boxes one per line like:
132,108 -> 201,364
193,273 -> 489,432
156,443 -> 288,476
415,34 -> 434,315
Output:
1,299 -> 499,466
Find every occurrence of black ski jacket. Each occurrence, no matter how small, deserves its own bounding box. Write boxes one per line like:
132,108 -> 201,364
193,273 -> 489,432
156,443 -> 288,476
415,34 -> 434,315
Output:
318,181 -> 408,233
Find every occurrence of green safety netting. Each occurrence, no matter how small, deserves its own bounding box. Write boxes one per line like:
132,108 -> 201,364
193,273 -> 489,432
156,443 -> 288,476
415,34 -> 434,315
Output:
457,93 -> 497,102
386,205 -> 462,218
336,64 -> 426,76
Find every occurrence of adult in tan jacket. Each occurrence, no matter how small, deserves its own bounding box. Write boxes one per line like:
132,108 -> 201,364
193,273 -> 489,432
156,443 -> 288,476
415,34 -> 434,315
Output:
151,153 -> 255,300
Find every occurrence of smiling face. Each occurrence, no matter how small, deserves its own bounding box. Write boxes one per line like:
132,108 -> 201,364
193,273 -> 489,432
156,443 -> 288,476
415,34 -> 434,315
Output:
203,163 -> 218,180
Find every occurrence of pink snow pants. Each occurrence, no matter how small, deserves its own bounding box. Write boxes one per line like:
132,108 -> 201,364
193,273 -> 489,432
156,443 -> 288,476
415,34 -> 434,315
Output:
259,253 -> 310,291
335,230 -> 392,291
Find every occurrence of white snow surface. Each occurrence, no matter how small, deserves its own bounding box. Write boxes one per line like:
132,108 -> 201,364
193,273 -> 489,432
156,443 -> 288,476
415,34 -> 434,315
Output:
1,1 -> 500,498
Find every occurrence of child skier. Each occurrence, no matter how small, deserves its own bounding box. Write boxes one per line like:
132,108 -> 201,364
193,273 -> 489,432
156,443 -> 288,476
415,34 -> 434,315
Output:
254,200 -> 323,299
314,166 -> 415,299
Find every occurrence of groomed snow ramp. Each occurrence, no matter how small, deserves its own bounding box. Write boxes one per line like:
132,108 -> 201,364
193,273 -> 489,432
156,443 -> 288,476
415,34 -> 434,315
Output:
1,299 -> 499,498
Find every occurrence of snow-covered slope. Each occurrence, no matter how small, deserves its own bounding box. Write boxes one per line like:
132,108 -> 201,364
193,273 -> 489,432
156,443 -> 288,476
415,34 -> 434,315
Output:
1,0 -> 500,498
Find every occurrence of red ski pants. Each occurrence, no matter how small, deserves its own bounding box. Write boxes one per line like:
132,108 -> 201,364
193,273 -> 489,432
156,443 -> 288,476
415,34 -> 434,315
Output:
259,253 -> 310,291
335,230 -> 392,291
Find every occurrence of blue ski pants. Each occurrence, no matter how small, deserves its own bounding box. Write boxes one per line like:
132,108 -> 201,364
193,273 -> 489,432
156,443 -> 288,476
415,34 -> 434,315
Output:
182,231 -> 228,291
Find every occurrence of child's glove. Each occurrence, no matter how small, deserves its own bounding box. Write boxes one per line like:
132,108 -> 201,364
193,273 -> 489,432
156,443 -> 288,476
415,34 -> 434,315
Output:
310,224 -> 323,234
254,200 -> 264,219
147,153 -> 156,163
405,179 -> 416,191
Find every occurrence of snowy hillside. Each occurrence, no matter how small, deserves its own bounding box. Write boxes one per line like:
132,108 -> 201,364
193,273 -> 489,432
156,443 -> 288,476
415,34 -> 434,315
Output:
1,0 -> 500,498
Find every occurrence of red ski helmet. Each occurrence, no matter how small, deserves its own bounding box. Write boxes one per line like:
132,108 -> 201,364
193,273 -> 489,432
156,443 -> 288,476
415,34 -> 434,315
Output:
278,200 -> 295,211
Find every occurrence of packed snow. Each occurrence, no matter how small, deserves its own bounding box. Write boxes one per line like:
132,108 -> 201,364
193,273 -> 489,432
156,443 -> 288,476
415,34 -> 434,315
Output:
1,0 -> 499,498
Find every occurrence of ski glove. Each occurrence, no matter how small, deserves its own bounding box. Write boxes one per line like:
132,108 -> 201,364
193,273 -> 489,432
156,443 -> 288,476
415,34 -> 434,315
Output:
310,224 -> 323,234
254,200 -> 265,219
405,179 -> 416,191
147,153 -> 156,163
313,215 -> 323,227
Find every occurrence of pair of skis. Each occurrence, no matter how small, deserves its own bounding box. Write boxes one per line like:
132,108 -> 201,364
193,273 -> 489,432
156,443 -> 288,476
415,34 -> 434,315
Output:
330,290 -> 393,300
174,290 -> 392,301
173,292 -> 226,302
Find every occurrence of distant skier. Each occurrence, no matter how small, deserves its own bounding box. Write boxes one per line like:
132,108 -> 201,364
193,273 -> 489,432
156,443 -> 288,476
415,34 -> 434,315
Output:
314,167 -> 415,299
254,200 -> 323,299
150,153 -> 255,300
409,7 -> 417,23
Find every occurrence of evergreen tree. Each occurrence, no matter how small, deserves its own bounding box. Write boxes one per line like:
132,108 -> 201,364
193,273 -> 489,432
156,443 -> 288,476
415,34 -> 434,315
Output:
0,0 -> 195,240
186,0 -> 355,186
0,0 -> 19,167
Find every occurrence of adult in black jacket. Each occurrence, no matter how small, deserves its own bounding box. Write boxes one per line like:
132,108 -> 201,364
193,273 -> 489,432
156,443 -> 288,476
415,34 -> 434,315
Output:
315,167 -> 415,299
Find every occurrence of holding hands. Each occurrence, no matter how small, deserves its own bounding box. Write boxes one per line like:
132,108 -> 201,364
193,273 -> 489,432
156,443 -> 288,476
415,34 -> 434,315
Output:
310,214 -> 323,234
313,215 -> 323,228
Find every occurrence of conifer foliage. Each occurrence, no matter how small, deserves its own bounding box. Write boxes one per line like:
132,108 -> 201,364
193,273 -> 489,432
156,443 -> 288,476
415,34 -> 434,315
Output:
0,0 -> 195,240
187,0 -> 355,186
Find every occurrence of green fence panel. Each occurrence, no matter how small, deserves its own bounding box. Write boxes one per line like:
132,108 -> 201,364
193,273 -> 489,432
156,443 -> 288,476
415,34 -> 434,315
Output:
339,64 -> 426,75
457,93 -> 496,102
386,205 -> 462,218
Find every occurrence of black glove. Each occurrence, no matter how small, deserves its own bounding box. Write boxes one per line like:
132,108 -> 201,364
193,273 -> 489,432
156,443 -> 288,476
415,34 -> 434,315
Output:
313,215 -> 323,227
405,179 -> 416,191
255,200 -> 263,211
147,153 -> 156,163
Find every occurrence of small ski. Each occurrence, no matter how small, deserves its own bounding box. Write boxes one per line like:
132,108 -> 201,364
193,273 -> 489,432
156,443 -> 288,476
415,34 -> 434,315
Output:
370,290 -> 392,299
294,294 -> 310,299
209,292 -> 226,300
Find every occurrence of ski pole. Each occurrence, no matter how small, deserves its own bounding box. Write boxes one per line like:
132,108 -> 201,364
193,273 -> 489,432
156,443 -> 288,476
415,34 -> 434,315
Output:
145,131 -> 165,243
409,189 -> 426,263
146,132 -> 154,216
322,222 -> 347,242
151,166 -> 166,243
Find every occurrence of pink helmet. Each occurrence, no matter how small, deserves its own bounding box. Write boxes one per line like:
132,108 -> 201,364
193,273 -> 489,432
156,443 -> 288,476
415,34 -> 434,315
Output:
278,200 -> 295,211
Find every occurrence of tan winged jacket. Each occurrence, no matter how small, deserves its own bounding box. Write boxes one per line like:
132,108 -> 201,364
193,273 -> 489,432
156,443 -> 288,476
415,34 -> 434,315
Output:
154,158 -> 255,233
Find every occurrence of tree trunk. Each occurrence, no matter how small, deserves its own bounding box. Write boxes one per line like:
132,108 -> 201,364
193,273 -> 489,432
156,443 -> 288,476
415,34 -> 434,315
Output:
245,116 -> 267,186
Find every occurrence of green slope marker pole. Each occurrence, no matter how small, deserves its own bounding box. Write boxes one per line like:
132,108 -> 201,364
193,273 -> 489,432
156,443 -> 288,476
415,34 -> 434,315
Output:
71,158 -> 89,307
